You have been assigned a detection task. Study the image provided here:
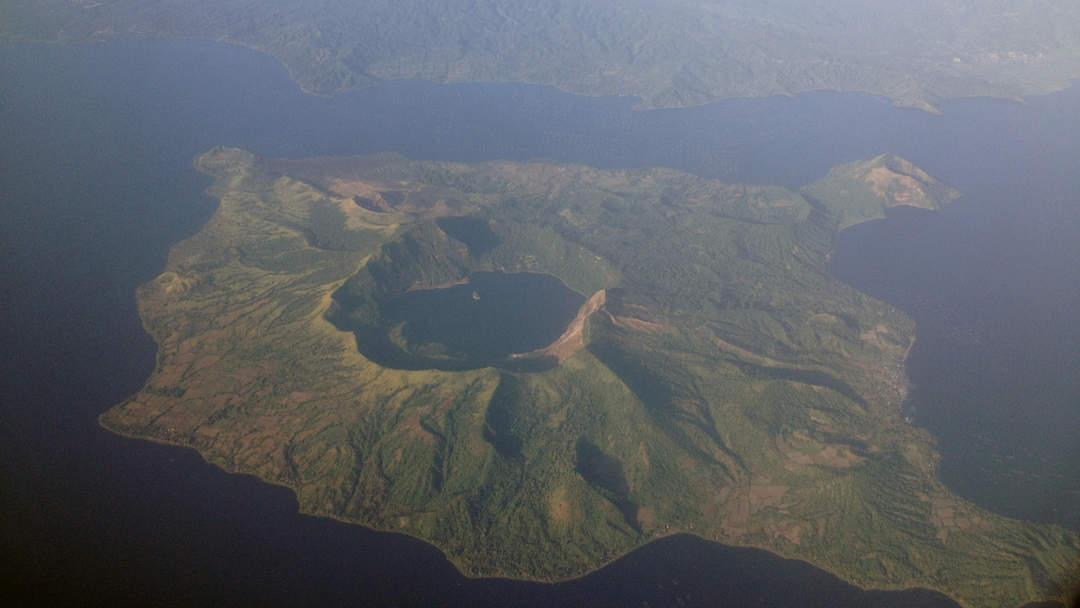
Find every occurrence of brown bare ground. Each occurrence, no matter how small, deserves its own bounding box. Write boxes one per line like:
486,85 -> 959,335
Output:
610,314 -> 667,333
777,433 -> 864,470
721,488 -> 751,537
190,355 -> 221,374
549,488 -> 572,527
287,391 -> 316,405
151,364 -> 187,387
749,484 -> 788,506
865,167 -> 931,209
930,495 -> 993,544
637,506 -> 657,531
327,178 -> 379,198
403,413 -> 435,443
859,323 -> 897,349
233,365 -> 264,387
775,521 -> 804,545
406,277 -> 470,293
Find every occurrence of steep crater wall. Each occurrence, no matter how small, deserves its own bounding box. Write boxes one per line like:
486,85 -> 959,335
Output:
327,215 -> 612,371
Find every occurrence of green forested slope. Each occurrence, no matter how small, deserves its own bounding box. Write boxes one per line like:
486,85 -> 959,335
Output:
5,1 -> 1080,109
803,154 -> 963,229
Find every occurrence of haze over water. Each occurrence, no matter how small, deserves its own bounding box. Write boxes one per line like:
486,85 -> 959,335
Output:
2,40 -> 1077,605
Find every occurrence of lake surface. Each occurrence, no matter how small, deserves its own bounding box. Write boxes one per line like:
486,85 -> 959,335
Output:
2,39 -> 1078,605
378,272 -> 584,365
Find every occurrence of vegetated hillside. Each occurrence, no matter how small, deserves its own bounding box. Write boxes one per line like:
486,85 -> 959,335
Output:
100,147 -> 1079,608
4,1 -> 1080,110
802,154 -> 962,230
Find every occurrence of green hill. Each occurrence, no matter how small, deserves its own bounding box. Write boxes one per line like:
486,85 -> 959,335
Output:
100,147 -> 1079,607
802,154 -> 962,230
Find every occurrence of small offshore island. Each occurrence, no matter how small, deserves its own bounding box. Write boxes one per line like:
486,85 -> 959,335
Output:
102,147 -> 1078,608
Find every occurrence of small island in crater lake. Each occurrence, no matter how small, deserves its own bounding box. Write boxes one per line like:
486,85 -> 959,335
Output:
101,147 -> 1078,608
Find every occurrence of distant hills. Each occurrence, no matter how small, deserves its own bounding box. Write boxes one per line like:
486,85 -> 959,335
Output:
4,1 -> 1080,109
100,147 -> 1079,607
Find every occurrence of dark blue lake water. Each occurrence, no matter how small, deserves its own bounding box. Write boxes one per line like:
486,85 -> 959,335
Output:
353,271 -> 585,370
2,40 -> 1077,606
